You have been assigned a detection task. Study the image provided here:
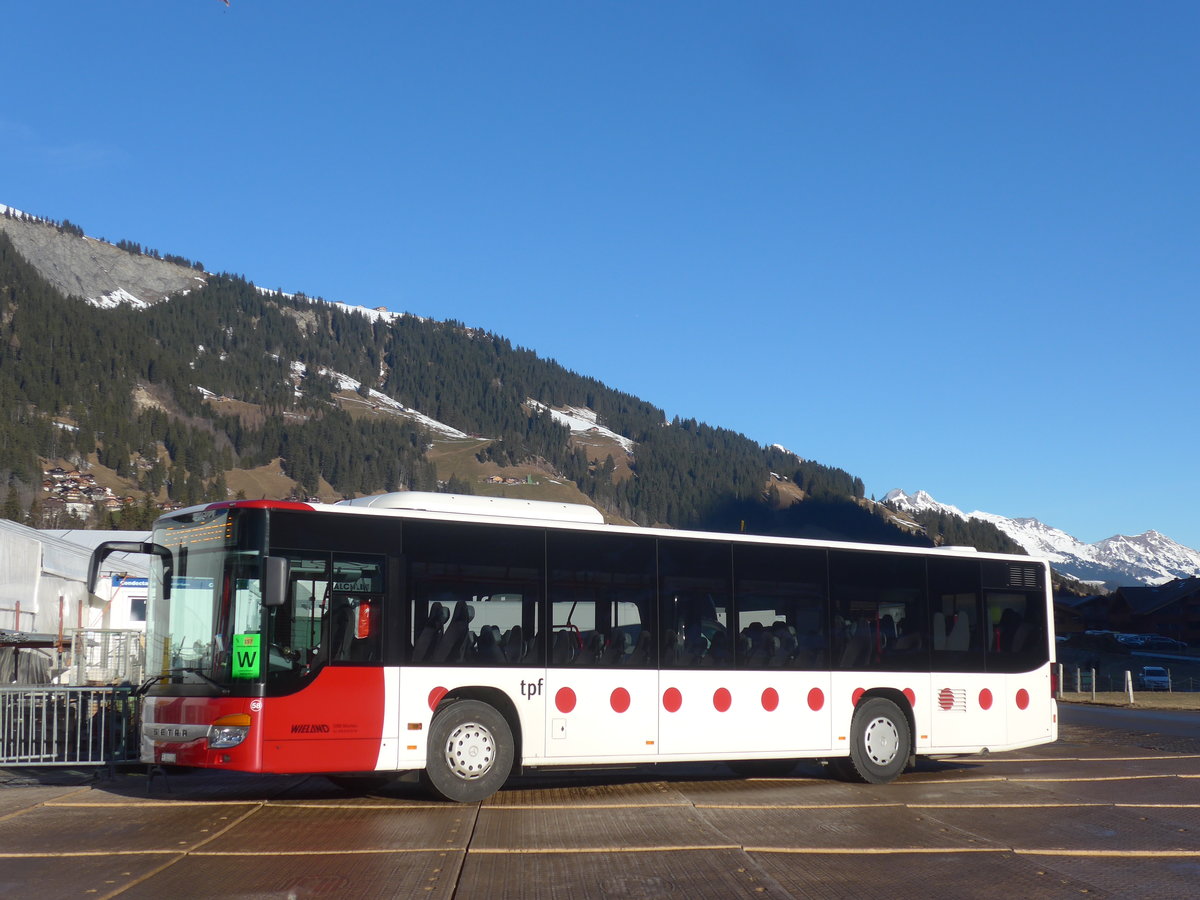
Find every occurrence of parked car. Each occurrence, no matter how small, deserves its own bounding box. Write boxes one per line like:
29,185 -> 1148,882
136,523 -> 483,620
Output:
1138,666 -> 1170,691
1116,633 -> 1149,647
1143,636 -> 1187,651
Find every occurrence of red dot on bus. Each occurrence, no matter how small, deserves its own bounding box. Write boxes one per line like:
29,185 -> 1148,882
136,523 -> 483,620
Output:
713,688 -> 732,712
979,688 -> 993,710
610,687 -> 631,713
428,686 -> 448,711
851,688 -> 865,706
556,687 -> 577,714
808,687 -> 824,711
1015,688 -> 1030,710
903,688 -> 916,707
762,687 -> 779,712
663,687 -> 682,713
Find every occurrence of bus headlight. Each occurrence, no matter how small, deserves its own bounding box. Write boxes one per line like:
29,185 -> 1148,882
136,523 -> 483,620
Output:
207,713 -> 252,749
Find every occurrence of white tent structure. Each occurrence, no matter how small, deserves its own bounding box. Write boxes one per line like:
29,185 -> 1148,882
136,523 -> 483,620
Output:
1,521 -> 149,683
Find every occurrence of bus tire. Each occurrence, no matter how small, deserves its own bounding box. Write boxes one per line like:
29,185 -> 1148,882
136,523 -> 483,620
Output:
421,699 -> 514,803
836,696 -> 910,784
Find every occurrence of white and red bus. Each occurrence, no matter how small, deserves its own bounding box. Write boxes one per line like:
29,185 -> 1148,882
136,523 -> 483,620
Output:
90,491 -> 1057,802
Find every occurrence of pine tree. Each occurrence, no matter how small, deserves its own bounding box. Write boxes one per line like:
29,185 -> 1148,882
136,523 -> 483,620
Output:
3,484 -> 23,522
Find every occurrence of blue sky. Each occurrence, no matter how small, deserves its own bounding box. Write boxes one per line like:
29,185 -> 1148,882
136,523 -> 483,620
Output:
4,2 -> 1198,548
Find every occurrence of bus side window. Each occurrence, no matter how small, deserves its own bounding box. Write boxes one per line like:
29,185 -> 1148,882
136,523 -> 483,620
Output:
986,592 -> 1047,673
265,553 -> 329,681
927,557 -> 986,674
829,550 -> 928,672
548,529 -> 657,669
733,544 -> 829,670
327,555 -> 385,665
981,560 -> 1049,673
658,539 -> 732,670
404,520 -> 544,667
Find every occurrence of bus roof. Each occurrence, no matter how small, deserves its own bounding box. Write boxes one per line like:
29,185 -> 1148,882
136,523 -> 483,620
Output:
335,491 -> 606,525
163,493 -> 1046,568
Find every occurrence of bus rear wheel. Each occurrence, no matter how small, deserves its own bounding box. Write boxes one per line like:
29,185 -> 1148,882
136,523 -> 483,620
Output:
832,697 -> 910,784
421,699 -> 514,803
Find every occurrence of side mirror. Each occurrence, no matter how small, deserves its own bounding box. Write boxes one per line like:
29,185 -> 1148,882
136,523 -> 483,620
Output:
89,541 -> 174,600
262,556 -> 289,608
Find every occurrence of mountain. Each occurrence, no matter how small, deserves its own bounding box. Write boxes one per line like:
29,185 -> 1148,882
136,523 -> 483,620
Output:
0,204 -> 206,307
883,490 -> 1200,588
2,203 -> 908,545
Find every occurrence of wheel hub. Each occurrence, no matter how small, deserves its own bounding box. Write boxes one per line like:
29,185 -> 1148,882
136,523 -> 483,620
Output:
863,715 -> 900,766
445,721 -> 495,780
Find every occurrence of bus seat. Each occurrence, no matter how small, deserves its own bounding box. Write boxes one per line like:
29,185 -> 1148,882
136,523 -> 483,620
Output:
629,631 -> 652,666
1011,622 -> 1032,654
433,601 -> 474,662
707,630 -> 732,667
551,630 -> 576,665
502,625 -> 525,663
579,632 -> 604,665
880,615 -> 897,645
661,630 -> 683,666
771,623 -> 797,666
893,632 -> 922,652
683,624 -> 709,665
932,612 -> 947,651
839,633 -> 870,668
413,601 -> 448,661
474,625 -> 505,664
604,631 -> 634,665
945,614 -> 969,652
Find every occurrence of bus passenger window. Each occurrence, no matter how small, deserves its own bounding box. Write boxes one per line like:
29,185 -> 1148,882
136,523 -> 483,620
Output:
404,520 -> 543,667
327,555 -> 385,664
548,530 -> 656,669
658,539 -> 733,670
829,550 -> 928,672
982,560 -> 1049,673
927,557 -> 986,674
733,544 -> 829,670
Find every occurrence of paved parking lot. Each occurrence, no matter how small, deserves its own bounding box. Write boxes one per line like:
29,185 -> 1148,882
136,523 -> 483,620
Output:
3,718 -> 1199,899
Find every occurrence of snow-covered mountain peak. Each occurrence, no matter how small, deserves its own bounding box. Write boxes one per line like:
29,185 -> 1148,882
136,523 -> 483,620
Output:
883,489 -> 967,519
884,489 -> 1200,588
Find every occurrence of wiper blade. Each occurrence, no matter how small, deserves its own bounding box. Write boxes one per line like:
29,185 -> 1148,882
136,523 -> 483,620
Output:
177,667 -> 231,694
140,667 -> 230,695
132,673 -> 162,697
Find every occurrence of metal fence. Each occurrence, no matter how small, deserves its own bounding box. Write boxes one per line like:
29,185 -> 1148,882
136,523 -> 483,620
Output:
0,686 -> 140,768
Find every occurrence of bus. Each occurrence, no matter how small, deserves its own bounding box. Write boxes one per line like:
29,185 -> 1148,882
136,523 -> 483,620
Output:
89,491 -> 1057,802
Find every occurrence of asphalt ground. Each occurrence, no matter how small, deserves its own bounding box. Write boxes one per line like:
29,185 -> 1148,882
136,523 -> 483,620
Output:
3,711 -> 1200,900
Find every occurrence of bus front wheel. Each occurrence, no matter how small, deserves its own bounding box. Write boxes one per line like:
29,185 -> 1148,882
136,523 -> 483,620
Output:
421,699 -> 514,803
831,696 -> 910,784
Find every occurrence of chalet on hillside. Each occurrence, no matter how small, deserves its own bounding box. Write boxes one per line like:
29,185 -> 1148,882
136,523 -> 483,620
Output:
1107,578 -> 1200,645
1052,593 -> 1108,635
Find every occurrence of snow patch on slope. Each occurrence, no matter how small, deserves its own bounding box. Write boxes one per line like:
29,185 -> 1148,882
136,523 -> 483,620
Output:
282,363 -> 473,439
527,401 -> 635,453
87,287 -> 151,310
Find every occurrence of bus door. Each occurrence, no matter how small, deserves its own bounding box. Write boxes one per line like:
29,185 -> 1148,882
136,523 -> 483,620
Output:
261,553 -> 392,773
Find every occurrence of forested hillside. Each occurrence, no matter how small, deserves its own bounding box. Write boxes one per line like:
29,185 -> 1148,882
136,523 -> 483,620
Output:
0,218 -> 1017,552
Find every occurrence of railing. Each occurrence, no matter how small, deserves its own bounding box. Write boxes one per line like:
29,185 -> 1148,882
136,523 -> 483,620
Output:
68,629 -> 145,686
0,685 -> 140,768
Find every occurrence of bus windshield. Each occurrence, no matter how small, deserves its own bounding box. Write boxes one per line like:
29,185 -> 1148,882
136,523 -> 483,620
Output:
148,509 -> 264,690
